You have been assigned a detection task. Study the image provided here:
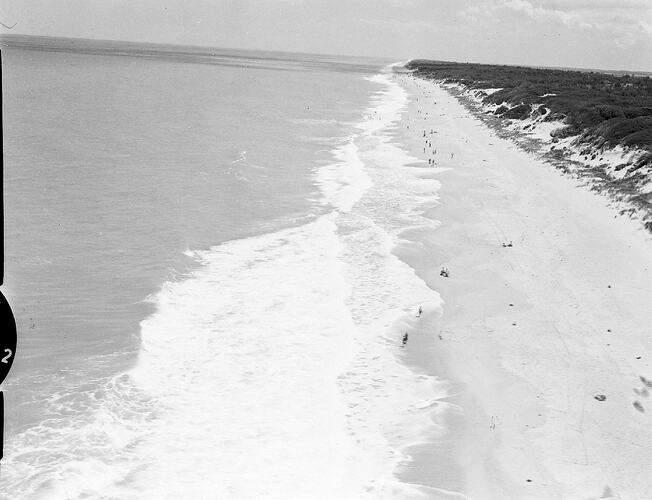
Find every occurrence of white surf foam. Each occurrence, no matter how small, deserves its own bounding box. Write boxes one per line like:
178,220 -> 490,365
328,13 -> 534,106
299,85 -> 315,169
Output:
316,140 -> 372,213
333,73 -> 448,485
122,215 -> 391,499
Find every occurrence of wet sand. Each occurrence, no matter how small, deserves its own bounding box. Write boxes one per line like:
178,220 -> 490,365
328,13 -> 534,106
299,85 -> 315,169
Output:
394,75 -> 652,499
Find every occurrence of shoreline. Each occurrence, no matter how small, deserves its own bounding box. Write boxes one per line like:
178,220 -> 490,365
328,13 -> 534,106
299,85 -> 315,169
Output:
391,74 -> 652,498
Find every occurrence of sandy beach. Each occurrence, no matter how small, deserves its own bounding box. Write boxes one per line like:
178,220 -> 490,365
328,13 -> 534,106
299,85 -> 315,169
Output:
394,74 -> 652,499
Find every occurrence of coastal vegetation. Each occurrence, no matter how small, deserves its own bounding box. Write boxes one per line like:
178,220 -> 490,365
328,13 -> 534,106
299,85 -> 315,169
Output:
405,60 -> 652,156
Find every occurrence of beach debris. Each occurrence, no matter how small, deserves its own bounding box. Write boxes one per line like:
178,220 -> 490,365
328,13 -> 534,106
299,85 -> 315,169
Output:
502,241 -> 513,247
526,479 -> 532,483
633,401 -> 645,413
512,322 -> 517,326
509,303 -> 514,307
402,332 -> 408,346
440,267 -> 449,278
418,306 -> 423,317
594,394 -> 607,401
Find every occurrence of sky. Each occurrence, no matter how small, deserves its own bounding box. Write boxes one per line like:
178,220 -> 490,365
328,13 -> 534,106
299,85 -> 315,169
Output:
1,0 -> 651,72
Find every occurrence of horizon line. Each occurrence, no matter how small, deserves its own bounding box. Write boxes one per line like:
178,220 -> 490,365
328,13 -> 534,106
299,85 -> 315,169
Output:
1,32 -> 650,76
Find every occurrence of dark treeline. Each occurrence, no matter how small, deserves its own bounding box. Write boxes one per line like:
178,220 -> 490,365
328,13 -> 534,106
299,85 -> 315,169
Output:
406,60 -> 652,154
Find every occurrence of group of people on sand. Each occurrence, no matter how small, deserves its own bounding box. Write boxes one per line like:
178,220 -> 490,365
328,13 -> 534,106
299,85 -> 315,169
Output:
401,82 -> 458,348
408,79 -> 455,167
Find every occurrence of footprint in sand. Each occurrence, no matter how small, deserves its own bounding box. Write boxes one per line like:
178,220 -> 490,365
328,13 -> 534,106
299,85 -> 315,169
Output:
633,401 -> 645,413
634,386 -> 649,397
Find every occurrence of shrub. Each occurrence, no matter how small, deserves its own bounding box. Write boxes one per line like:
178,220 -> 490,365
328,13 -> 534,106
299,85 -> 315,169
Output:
502,104 -> 531,119
552,125 -> 582,139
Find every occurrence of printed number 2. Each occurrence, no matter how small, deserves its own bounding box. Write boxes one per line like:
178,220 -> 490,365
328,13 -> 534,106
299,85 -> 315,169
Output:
1,349 -> 12,363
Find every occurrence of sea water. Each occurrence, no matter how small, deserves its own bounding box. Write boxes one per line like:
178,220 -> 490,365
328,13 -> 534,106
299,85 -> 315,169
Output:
1,39 -> 444,498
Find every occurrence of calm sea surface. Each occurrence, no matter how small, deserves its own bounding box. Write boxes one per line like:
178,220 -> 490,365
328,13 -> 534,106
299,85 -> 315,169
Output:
1,38 -> 443,498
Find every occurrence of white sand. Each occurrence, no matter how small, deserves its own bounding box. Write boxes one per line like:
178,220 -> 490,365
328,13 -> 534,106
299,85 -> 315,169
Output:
395,75 -> 652,499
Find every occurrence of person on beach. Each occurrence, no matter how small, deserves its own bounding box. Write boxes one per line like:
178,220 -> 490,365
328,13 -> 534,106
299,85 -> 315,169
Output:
402,332 -> 409,346
418,306 -> 422,317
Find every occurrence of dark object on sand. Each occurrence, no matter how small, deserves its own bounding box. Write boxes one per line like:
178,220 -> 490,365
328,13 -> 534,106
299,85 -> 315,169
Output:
440,267 -> 449,278
502,241 -> 513,247
402,333 -> 408,346
418,306 -> 422,317
633,401 -> 645,412
594,394 -> 607,401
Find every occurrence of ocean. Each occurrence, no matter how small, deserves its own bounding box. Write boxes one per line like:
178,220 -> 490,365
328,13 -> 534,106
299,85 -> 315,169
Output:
1,38 -> 444,498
